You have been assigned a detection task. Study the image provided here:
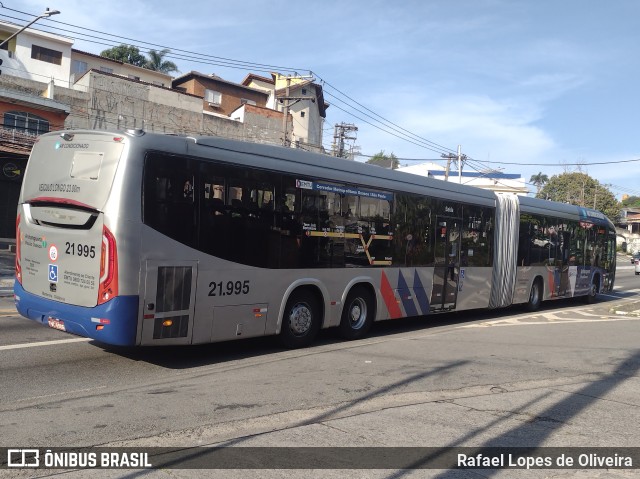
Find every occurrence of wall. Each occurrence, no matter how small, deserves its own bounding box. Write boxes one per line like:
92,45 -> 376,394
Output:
71,71 -> 285,145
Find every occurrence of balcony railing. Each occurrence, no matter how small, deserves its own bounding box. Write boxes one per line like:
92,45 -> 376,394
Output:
0,127 -> 39,152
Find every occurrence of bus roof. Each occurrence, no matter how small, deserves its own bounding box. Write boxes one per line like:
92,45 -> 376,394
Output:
518,195 -> 615,228
187,135 -> 497,207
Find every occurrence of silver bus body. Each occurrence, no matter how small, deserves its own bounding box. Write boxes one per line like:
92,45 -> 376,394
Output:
14,130 -> 616,346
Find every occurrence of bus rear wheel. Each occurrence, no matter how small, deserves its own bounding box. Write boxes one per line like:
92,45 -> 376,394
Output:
525,279 -> 542,312
279,290 -> 321,348
339,286 -> 374,340
584,278 -> 599,304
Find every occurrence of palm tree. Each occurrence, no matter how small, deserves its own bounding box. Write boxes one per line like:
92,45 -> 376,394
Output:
144,49 -> 179,74
530,171 -> 549,194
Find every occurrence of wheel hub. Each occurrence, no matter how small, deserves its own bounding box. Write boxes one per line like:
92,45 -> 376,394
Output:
289,304 -> 312,336
349,298 -> 367,329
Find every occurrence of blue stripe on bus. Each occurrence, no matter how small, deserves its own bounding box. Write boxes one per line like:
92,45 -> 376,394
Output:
14,282 -> 139,346
413,270 -> 430,315
397,271 -> 418,317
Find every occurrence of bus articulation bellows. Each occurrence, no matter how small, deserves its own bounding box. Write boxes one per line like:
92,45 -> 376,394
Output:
14,130 -> 616,347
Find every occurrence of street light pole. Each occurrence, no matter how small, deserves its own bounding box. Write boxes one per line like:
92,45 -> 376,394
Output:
0,7 -> 60,50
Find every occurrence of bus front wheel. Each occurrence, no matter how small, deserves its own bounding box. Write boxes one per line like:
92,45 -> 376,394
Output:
339,286 -> 374,340
279,290 -> 321,348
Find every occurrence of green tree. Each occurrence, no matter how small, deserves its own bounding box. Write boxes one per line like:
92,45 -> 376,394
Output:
537,172 -> 621,222
621,195 -> 640,208
529,171 -> 549,194
144,49 -> 179,74
100,44 -> 147,67
366,151 -> 399,169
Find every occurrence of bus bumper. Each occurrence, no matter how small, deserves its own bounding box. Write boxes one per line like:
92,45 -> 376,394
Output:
13,282 -> 139,346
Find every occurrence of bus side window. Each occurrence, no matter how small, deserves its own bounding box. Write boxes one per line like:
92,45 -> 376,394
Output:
143,154 -> 196,248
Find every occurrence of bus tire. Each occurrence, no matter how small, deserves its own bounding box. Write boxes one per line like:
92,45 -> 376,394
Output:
584,277 -> 599,304
524,279 -> 542,312
339,285 -> 375,340
279,289 -> 321,348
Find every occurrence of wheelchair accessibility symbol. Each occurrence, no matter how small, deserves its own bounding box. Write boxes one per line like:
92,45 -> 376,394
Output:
48,264 -> 58,283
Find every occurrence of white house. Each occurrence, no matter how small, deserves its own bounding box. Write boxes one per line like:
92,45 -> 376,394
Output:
397,162 -> 529,195
0,19 -> 72,87
70,50 -> 172,87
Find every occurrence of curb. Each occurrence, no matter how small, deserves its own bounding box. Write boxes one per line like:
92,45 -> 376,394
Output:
609,300 -> 640,318
0,278 -> 14,298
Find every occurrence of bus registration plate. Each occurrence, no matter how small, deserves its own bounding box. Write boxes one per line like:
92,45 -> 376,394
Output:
47,317 -> 66,332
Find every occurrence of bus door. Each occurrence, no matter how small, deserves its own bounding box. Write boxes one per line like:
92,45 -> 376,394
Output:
141,260 -> 198,345
430,217 -> 461,311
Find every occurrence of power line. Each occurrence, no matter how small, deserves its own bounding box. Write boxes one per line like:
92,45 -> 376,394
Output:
0,4 -> 461,158
315,75 -> 456,155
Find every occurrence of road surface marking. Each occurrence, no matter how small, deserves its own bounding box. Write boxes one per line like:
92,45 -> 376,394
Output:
0,337 -> 90,351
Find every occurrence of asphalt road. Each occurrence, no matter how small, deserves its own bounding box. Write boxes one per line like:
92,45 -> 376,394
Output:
0,257 -> 639,478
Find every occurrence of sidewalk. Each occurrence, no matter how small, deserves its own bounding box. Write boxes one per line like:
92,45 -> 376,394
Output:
0,248 -> 14,298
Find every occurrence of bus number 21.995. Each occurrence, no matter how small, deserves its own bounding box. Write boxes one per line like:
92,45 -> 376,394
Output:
209,280 -> 250,297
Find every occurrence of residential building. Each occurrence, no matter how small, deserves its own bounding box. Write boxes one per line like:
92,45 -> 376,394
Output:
397,162 -> 529,195
172,71 -> 268,117
0,20 -> 76,237
242,73 -> 329,153
70,49 -> 172,87
620,207 -> 640,235
0,19 -> 72,87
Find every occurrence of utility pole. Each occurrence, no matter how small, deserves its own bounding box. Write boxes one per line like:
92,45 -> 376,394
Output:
441,145 -> 466,183
281,76 -> 291,147
277,73 -> 315,147
332,123 -> 358,158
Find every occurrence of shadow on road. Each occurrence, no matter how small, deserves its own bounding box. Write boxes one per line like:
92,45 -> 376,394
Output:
95,295 -> 623,370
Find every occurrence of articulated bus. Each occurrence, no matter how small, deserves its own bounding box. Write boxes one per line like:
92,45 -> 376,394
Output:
14,130 -> 616,347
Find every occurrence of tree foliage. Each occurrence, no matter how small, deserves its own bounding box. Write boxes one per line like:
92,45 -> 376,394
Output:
621,195 -> 640,208
100,44 -> 147,67
366,151 -> 399,169
100,45 -> 179,73
536,172 -> 621,222
145,49 -> 179,74
529,171 -> 549,193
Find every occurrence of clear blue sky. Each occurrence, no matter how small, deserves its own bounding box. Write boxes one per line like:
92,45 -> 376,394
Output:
13,0 -> 640,199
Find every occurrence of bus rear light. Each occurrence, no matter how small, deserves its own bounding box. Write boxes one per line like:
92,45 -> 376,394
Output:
98,225 -> 118,305
162,319 -> 173,327
15,214 -> 22,285
96,325 -> 105,331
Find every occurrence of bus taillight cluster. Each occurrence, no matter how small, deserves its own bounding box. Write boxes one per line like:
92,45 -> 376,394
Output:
98,225 -> 118,304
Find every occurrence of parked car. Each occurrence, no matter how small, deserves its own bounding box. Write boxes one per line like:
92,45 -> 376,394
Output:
631,252 -> 640,264
635,259 -> 640,275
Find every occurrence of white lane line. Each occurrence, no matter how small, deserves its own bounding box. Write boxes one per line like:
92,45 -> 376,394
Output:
460,315 -> 639,329
0,337 -> 90,351
16,386 -> 107,402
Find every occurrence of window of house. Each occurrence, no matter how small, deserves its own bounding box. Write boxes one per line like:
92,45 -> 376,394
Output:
300,111 -> 305,118
4,111 -> 50,135
205,89 -> 222,106
72,60 -> 88,74
301,88 -> 307,95
100,66 -> 113,73
240,98 -> 256,106
31,45 -> 62,65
